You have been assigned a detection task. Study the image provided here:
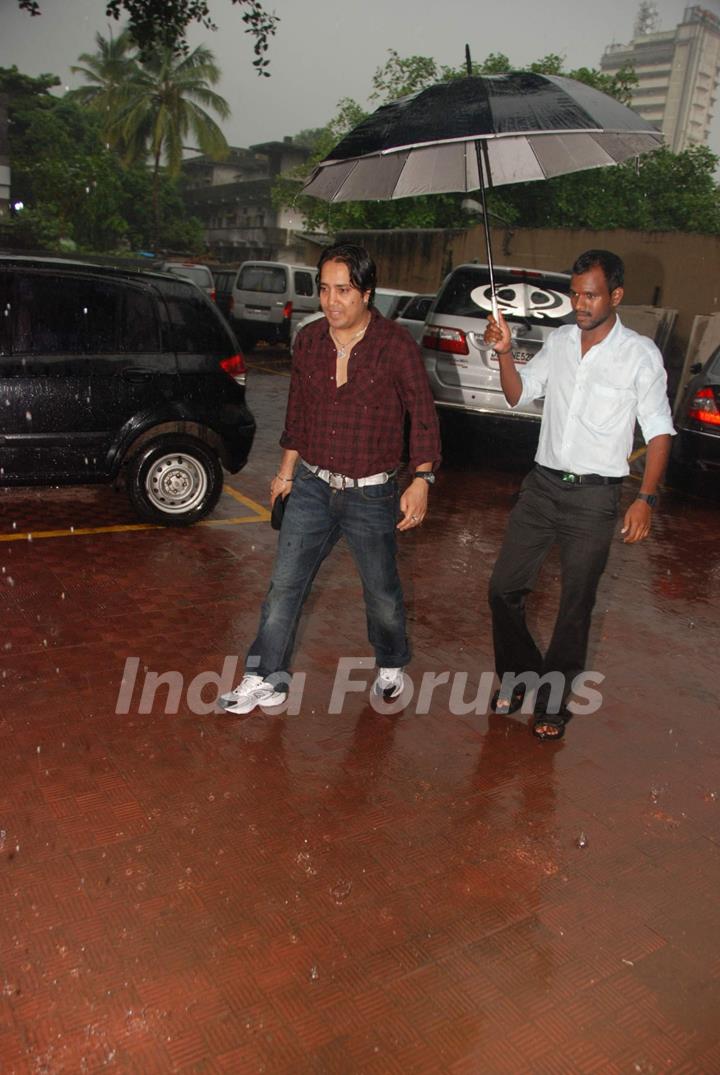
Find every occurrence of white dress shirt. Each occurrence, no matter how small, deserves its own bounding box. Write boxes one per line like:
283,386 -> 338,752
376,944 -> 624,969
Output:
515,317 -> 676,477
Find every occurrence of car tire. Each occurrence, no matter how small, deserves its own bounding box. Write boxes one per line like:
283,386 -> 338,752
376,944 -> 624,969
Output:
126,435 -> 224,527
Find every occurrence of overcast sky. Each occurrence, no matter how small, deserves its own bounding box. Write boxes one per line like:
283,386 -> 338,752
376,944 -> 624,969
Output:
2,0 -> 719,151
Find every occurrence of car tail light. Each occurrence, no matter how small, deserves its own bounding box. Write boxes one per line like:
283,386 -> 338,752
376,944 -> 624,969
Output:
422,325 -> 469,355
220,353 -> 246,386
282,301 -> 293,321
687,385 -> 720,426
210,288 -> 217,303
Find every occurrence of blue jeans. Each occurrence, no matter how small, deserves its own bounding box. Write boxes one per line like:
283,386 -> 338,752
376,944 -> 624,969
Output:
246,467 -> 410,683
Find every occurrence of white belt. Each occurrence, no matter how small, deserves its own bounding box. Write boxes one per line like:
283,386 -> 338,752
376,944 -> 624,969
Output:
301,461 -> 395,490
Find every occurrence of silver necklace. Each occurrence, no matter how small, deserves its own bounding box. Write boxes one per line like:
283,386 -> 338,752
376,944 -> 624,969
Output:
330,319 -> 369,359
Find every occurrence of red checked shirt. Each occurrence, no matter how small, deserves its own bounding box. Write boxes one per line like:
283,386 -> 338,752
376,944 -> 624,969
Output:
280,307 -> 441,478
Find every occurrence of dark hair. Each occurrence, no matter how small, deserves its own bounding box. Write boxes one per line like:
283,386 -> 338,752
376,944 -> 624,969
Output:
572,249 -> 624,292
317,243 -> 377,305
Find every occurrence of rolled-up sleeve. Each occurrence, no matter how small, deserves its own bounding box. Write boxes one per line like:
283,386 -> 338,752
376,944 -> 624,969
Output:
393,332 -> 442,472
635,346 -> 676,443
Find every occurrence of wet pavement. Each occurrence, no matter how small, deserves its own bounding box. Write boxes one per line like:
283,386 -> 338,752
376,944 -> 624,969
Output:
1,350 -> 719,1074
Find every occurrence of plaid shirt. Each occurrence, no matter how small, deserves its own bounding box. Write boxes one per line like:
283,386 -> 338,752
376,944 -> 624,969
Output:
280,308 -> 441,478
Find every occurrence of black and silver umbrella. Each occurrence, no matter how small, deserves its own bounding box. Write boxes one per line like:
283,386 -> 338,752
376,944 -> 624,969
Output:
302,72 -> 663,313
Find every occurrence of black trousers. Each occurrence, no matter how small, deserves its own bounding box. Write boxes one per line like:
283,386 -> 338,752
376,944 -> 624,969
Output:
488,466 -> 621,709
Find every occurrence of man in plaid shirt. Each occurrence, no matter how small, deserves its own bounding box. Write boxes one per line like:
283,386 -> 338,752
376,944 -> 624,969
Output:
220,243 -> 441,714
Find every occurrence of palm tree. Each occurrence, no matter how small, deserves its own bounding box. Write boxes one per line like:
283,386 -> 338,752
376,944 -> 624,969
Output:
115,44 -> 230,237
73,35 -> 230,243
70,28 -> 138,152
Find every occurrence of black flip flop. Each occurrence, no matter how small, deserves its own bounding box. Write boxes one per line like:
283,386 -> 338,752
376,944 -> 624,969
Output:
532,710 -> 572,740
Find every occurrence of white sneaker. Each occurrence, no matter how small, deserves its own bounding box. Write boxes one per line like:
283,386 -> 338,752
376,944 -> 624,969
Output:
218,674 -> 286,714
372,667 -> 405,700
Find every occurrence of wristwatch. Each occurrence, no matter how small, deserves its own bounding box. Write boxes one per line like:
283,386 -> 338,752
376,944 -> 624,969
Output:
414,471 -> 436,485
637,492 -> 657,508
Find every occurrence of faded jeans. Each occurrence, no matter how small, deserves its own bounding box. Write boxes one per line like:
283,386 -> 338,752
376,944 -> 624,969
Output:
246,466 -> 410,685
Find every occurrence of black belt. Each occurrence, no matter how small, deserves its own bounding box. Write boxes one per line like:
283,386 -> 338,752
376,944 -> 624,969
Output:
538,465 -> 623,486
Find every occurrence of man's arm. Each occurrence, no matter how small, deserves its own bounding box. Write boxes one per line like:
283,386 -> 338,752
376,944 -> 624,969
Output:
621,434 -> 671,543
391,330 -> 441,531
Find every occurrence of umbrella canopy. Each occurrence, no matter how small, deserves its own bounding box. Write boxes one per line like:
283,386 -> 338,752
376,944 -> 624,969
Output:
302,72 -> 663,202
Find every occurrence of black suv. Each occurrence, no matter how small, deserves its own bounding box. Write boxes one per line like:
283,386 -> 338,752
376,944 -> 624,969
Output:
0,256 -> 256,526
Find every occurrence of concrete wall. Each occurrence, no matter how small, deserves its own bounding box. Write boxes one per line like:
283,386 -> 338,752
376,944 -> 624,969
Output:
339,225 -> 720,394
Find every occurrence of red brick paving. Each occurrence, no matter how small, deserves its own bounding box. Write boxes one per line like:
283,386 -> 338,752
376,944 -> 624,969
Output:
0,355 -> 719,1073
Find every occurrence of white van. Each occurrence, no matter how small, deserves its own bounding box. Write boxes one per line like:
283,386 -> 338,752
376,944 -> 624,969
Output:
231,261 -> 319,350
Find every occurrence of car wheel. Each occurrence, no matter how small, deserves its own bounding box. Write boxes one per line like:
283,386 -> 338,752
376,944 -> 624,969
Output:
126,435 -> 223,526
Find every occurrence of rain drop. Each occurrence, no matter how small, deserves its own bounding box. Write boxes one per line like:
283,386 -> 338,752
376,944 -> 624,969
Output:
330,879 -> 353,904
575,831 -> 588,849
309,965 -> 319,981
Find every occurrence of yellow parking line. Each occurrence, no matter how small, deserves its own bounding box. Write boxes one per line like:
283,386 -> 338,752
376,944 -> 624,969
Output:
248,362 -> 291,377
0,485 -> 269,542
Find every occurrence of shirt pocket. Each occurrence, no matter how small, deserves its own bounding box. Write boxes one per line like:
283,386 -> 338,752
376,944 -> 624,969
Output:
583,382 -> 635,433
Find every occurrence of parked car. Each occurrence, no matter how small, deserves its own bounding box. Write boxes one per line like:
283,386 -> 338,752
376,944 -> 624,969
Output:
232,261 -> 319,350
213,268 -> 237,321
0,256 -> 255,526
422,263 -> 573,421
396,293 -> 435,344
162,261 -> 216,303
671,349 -> 720,474
291,287 -> 418,350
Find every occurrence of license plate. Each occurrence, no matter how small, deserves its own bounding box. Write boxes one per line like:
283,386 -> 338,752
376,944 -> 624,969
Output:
512,350 -> 534,364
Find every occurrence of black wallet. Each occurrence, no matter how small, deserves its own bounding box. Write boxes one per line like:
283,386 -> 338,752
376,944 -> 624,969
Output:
271,494 -> 289,531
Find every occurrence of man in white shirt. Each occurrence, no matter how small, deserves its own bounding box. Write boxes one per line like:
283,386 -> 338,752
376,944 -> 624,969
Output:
484,249 -> 674,740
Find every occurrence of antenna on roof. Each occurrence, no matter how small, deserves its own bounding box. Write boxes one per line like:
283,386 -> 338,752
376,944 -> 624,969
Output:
635,1 -> 659,36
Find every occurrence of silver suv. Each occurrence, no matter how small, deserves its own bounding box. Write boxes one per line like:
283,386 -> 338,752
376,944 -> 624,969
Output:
422,263 -> 573,421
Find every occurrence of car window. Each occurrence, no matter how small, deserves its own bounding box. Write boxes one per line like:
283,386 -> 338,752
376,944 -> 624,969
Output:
435,267 -> 574,326
373,293 -> 414,319
214,271 -> 235,291
401,296 -> 433,321
166,264 -> 212,289
162,285 -> 232,353
294,271 -> 314,297
8,272 -> 159,354
238,265 -> 287,293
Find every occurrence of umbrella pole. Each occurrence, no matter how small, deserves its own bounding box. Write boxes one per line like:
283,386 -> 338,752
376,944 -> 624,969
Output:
476,142 -> 498,321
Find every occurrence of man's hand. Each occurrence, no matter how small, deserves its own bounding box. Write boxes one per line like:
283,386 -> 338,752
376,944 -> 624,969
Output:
270,474 -> 293,507
484,311 -> 512,354
621,499 -> 652,543
397,479 -> 429,531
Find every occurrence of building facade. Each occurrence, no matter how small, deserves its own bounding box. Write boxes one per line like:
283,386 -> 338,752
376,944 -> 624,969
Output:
181,139 -> 314,263
600,4 -> 720,152
0,94 -> 10,220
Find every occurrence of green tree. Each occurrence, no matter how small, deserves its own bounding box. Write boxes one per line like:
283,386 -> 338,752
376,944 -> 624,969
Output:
1,65 -> 205,253
73,40 -> 229,239
16,0 -> 278,71
505,145 -> 720,232
69,28 -> 136,153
